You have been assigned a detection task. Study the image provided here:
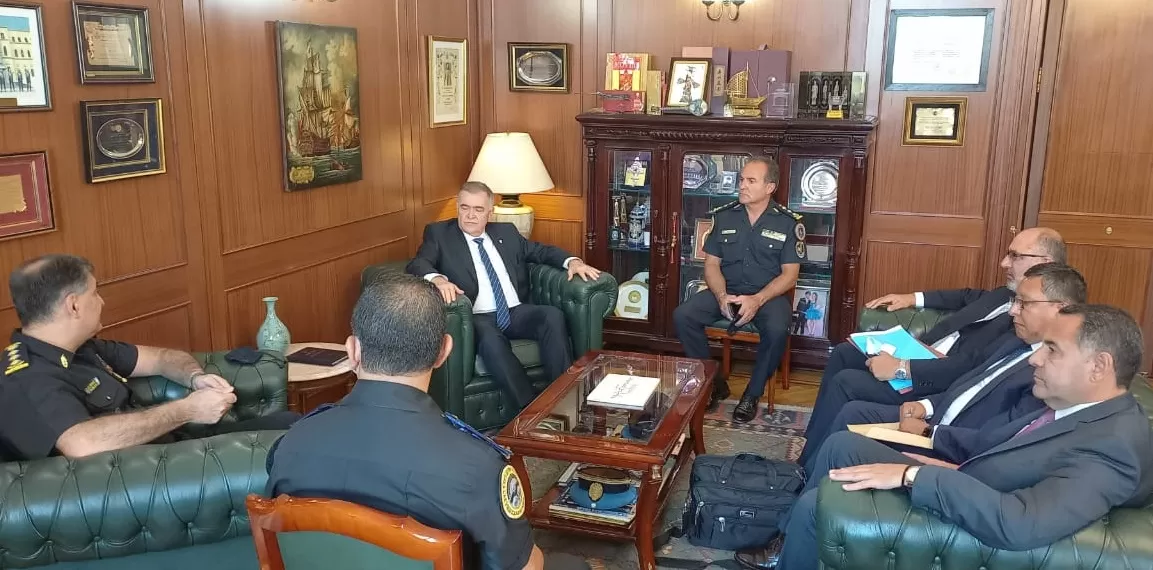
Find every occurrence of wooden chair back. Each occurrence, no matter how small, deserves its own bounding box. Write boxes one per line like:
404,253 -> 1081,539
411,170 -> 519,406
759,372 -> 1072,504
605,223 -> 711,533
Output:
246,494 -> 464,570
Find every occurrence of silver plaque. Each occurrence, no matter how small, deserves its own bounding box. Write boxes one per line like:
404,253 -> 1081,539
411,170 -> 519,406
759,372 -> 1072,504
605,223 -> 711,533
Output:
95,118 -> 146,160
800,160 -> 839,210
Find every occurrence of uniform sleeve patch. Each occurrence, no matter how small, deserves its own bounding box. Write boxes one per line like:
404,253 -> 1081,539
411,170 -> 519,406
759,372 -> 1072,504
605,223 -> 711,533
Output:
795,241 -> 807,259
500,465 -> 526,520
795,222 -> 806,241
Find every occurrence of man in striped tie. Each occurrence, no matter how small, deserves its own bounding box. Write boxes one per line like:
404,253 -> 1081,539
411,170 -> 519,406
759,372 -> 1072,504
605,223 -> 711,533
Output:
739,304 -> 1153,570
407,182 -> 601,411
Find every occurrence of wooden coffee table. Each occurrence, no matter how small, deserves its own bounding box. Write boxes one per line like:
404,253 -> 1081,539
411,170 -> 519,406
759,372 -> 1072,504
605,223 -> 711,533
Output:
495,350 -> 716,570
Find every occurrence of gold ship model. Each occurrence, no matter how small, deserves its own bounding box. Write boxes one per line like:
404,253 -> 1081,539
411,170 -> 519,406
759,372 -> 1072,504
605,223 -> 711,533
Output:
726,67 -> 766,118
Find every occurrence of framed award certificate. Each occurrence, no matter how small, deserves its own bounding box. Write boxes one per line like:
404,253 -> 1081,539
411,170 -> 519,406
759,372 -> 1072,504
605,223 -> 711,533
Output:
80,98 -> 166,183
72,2 -> 155,83
902,97 -> 967,146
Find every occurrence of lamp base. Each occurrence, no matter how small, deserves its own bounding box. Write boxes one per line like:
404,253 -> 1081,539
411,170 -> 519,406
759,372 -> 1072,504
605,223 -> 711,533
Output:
492,196 -> 535,237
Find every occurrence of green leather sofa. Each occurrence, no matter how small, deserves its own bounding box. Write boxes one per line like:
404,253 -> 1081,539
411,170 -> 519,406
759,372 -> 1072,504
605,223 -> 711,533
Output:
361,261 -> 617,431
814,307 -> 1153,569
0,350 -> 290,569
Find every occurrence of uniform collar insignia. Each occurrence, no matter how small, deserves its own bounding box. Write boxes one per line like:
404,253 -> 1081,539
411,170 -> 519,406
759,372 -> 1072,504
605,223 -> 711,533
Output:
10,329 -> 77,369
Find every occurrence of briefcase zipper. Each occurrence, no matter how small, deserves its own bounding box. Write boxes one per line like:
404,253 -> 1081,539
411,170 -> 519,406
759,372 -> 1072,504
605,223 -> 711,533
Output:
718,516 -> 726,533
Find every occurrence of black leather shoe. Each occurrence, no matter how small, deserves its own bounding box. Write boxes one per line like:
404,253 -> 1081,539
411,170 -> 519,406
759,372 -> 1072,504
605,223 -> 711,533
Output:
734,536 -> 783,569
733,396 -> 758,423
707,379 -> 731,411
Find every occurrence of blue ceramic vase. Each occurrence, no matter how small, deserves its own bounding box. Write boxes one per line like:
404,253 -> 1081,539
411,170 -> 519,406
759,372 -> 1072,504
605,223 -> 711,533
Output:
256,296 -> 291,354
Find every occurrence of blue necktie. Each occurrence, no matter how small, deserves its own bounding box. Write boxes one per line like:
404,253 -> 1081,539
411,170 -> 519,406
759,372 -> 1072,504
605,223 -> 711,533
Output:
474,237 -> 511,331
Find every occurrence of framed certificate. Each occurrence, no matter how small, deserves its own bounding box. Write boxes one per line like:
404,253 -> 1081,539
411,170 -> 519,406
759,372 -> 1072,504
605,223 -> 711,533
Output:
885,9 -> 994,92
80,98 -> 166,183
903,97 -> 967,146
72,2 -> 154,83
0,151 -> 55,240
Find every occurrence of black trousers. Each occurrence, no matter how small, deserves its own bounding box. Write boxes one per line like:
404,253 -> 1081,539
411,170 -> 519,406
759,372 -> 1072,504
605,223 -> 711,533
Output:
474,303 -> 572,409
778,431 -> 920,570
168,410 -> 301,443
673,290 -> 791,401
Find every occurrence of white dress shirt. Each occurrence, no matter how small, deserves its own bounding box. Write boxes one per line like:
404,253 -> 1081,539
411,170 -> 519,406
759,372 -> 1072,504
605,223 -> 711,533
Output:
1055,401 -> 1102,420
922,342 -> 1041,424
424,230 -> 578,314
914,291 -> 1011,356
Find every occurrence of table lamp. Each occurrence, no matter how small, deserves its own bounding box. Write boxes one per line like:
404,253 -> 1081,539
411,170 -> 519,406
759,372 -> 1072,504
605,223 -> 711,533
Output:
467,132 -> 554,237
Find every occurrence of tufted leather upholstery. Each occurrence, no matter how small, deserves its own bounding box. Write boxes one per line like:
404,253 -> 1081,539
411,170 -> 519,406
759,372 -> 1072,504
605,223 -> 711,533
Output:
815,311 -> 1153,569
857,306 -> 950,339
361,261 -> 617,431
0,351 -> 289,568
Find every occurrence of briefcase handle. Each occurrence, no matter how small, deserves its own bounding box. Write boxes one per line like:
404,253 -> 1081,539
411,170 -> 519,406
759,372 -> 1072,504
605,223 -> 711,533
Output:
720,453 -> 766,484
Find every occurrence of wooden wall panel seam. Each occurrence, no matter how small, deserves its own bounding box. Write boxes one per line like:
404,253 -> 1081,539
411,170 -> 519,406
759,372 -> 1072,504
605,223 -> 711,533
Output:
103,302 -> 192,330
223,236 -> 407,293
220,212 -> 406,256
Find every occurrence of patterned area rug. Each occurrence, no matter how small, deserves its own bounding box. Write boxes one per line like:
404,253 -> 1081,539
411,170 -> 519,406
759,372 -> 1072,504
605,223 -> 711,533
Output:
530,402 -> 811,570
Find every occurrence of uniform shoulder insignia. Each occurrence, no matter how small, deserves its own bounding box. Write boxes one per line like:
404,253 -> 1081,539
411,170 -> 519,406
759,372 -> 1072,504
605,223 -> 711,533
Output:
774,203 -> 803,221
302,403 -> 336,420
444,412 -> 512,460
4,342 -> 29,376
707,200 -> 741,215
499,464 -> 526,520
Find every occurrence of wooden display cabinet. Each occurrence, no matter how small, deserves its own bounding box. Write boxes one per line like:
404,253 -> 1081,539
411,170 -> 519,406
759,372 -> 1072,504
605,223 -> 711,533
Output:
577,112 -> 877,370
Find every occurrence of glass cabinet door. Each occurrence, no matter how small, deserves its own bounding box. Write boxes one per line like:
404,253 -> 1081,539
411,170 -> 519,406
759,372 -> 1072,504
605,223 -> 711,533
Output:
607,150 -> 654,322
679,152 -> 751,305
784,155 -> 839,341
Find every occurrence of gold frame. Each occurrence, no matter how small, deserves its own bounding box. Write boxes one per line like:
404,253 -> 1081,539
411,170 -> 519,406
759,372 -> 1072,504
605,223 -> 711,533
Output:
428,36 -> 467,128
902,96 -> 967,146
508,42 -> 569,92
80,98 -> 166,183
666,58 -> 711,108
72,2 -> 155,83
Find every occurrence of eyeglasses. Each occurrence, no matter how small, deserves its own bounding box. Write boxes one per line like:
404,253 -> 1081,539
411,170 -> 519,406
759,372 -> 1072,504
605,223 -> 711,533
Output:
1005,250 -> 1050,262
1010,297 -> 1062,309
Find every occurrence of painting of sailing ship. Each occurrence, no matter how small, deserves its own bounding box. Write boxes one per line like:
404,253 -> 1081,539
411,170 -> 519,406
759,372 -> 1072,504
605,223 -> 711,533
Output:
275,21 -> 361,191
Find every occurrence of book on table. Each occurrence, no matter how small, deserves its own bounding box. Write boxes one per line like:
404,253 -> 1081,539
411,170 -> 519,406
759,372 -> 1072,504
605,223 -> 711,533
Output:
586,373 -> 660,410
847,422 -> 933,450
286,346 -> 348,367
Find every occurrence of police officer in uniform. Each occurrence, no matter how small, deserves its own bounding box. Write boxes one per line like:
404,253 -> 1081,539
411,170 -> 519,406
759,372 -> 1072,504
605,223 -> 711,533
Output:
267,273 -> 582,570
674,157 -> 805,423
0,255 -> 299,461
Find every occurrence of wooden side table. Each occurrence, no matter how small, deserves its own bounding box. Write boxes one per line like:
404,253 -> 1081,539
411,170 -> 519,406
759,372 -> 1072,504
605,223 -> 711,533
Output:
286,342 -> 355,414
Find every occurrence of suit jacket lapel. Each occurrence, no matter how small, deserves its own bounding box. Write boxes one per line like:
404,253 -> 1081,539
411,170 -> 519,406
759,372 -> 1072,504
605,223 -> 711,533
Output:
940,288 -> 1013,336
490,226 -> 520,283
959,357 -> 1033,416
447,224 -> 479,294
971,394 -> 1135,461
940,336 -> 1024,402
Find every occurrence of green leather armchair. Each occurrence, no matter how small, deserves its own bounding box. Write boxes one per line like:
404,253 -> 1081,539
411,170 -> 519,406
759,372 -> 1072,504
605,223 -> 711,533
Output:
814,308 -> 1153,569
361,261 -> 617,431
0,350 -> 289,569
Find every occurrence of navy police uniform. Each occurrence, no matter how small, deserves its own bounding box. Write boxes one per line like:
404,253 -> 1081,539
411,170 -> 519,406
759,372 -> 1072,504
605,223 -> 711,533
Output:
265,380 -> 534,570
674,201 -> 806,403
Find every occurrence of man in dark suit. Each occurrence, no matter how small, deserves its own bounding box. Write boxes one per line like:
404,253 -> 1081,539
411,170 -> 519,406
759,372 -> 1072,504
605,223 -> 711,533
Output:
796,227 -> 1065,468
406,182 -> 601,410
799,263 -> 1087,472
747,304 -> 1153,570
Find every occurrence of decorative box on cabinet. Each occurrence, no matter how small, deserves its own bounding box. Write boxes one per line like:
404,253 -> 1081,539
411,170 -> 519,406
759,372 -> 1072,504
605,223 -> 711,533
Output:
577,112 -> 876,371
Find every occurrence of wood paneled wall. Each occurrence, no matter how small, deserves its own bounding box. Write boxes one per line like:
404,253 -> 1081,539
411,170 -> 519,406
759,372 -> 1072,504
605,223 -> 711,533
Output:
0,0 -> 480,350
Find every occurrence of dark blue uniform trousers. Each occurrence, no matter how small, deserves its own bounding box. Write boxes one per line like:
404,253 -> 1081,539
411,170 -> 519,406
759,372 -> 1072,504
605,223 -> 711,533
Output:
778,431 -> 919,570
674,290 -> 791,401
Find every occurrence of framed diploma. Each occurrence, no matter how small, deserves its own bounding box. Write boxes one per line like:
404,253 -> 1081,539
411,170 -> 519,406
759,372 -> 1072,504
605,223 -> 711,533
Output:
72,3 -> 154,83
903,97 -> 967,146
0,151 -> 55,240
80,98 -> 166,183
885,9 -> 994,92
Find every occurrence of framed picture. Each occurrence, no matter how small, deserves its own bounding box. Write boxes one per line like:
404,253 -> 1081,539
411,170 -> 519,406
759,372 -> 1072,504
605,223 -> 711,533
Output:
903,97 -> 967,146
536,414 -> 570,432
885,8 -> 994,91
692,218 -> 713,261
666,58 -> 710,108
792,287 -> 829,339
0,3 -> 51,111
508,42 -> 568,92
80,98 -> 165,183
72,2 -> 154,83
428,36 -> 467,127
275,21 -> 362,192
0,151 -> 54,240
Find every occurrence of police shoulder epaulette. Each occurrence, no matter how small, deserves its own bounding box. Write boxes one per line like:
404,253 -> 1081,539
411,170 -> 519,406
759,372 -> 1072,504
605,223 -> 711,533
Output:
708,201 -> 740,215
4,342 -> 29,376
774,203 -> 803,221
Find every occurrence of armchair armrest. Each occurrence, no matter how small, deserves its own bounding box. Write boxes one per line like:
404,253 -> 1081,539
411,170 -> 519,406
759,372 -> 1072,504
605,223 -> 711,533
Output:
126,350 -> 288,422
429,295 -> 475,418
528,264 -> 617,356
815,478 -> 1153,569
0,431 -> 282,568
858,307 -> 952,340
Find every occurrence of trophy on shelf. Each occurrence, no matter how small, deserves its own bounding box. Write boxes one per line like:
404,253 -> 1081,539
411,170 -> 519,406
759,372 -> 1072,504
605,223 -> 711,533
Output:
725,65 -> 766,118
610,195 -> 627,246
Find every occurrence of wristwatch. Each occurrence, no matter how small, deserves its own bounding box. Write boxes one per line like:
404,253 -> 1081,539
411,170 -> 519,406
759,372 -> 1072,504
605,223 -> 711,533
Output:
902,466 -> 921,488
893,359 -> 909,380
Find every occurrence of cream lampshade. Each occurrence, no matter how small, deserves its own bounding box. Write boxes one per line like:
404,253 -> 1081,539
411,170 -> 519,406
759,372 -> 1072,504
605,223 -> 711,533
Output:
467,132 -> 554,237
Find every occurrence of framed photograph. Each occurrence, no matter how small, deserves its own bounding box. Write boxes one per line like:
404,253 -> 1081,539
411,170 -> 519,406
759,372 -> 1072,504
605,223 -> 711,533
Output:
0,3 -> 51,111
903,97 -> 967,146
0,151 -> 54,240
692,218 -> 713,261
885,9 -> 995,91
80,98 -> 165,183
792,287 -> 829,338
72,2 -> 154,83
536,414 -> 570,432
508,42 -> 568,92
428,36 -> 467,127
666,58 -> 710,108
275,21 -> 362,192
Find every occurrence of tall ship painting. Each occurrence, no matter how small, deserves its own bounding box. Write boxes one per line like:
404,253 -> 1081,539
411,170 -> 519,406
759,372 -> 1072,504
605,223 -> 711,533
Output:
275,22 -> 362,191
